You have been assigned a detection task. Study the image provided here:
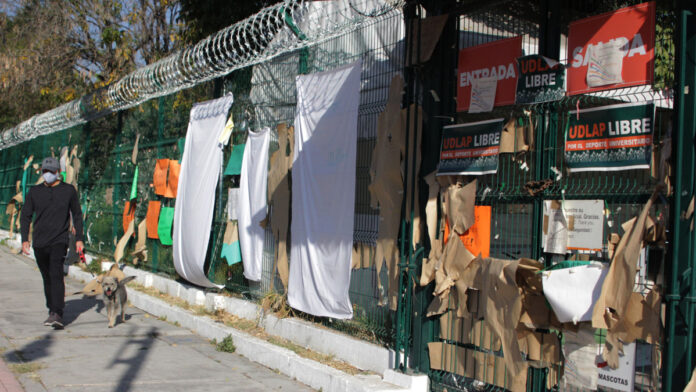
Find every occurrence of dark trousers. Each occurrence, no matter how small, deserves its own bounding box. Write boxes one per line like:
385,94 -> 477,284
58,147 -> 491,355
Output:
34,243 -> 67,317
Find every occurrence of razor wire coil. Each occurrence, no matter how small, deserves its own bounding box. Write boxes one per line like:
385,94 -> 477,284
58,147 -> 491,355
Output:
0,0 -> 404,148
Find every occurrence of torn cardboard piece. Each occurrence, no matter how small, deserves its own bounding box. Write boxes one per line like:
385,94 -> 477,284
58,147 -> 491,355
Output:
426,232 -> 476,317
407,14 -> 448,65
131,133 -> 140,164
351,242 -> 375,270
428,342 -> 528,392
369,75 -> 405,310
500,117 -> 530,154
592,194 -> 656,329
133,220 -> 147,263
268,123 -> 294,289
114,219 -> 135,263
445,179 -> 477,235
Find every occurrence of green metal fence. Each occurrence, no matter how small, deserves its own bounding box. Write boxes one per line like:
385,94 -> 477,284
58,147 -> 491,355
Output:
0,1 -> 694,391
0,9 -> 405,348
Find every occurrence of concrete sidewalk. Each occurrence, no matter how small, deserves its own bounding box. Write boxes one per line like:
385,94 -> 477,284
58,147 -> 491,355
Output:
0,247 -> 312,392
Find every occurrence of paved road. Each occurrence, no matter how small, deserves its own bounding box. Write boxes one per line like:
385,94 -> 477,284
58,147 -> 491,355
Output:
0,246 -> 312,392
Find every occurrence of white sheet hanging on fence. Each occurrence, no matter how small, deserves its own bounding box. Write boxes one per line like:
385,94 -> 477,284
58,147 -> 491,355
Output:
288,60 -> 361,319
173,94 -> 234,288
238,126 -> 270,281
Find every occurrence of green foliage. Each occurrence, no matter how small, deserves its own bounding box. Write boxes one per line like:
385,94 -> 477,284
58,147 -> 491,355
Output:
654,5 -> 677,90
86,259 -> 102,275
214,335 -> 236,353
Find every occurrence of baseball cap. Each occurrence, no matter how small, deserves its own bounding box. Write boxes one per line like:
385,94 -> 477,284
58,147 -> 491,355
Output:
41,157 -> 60,173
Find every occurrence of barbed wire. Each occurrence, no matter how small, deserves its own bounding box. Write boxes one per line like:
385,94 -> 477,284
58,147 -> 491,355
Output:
0,0 -> 404,149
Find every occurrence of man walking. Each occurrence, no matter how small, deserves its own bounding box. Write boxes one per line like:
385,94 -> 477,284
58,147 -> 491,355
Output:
20,157 -> 84,328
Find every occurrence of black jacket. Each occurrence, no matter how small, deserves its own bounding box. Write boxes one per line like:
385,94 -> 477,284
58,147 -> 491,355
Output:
20,182 -> 84,248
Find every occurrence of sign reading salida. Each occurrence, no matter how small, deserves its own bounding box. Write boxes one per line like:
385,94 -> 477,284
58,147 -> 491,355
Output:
566,1 -> 655,95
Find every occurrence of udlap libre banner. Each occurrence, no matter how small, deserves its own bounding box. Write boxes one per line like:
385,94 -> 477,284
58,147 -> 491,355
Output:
565,102 -> 654,172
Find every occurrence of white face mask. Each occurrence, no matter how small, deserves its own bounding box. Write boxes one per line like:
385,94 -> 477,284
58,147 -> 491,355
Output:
42,172 -> 58,184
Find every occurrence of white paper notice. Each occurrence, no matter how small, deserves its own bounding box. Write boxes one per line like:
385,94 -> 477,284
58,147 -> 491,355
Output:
468,76 -> 497,113
543,201 -> 568,254
586,40 -> 624,87
564,199 -> 605,251
227,188 -> 239,221
542,262 -> 608,323
598,342 -> 636,392
562,326 -> 600,390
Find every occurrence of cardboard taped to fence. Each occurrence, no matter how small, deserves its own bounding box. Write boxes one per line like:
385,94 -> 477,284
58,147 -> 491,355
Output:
428,342 -> 528,392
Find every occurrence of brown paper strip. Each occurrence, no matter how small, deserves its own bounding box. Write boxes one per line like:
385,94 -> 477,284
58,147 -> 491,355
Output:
114,219 -> 135,263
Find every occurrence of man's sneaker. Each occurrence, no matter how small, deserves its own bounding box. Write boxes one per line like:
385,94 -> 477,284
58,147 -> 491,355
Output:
46,313 -> 64,329
43,314 -> 53,326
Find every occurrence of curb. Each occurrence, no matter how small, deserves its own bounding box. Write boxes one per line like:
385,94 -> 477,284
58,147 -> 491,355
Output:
0,356 -> 24,392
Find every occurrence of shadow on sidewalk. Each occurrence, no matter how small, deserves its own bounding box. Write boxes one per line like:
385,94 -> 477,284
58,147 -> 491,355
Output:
109,326 -> 159,392
63,296 -> 100,326
4,334 -> 54,363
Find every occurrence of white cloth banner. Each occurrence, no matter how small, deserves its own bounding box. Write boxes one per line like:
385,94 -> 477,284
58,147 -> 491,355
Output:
288,61 -> 361,319
173,95 -> 234,288
238,127 -> 270,281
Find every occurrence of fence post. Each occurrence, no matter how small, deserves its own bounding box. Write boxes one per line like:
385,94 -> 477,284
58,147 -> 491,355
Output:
665,6 -> 696,391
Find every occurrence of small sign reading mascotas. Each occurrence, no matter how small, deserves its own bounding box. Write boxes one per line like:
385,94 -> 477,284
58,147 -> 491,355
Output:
438,118 -> 503,175
565,102 -> 654,172
516,55 -> 565,104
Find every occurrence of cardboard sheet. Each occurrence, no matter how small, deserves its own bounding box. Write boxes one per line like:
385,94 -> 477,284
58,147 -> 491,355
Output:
426,232 -> 477,317
133,219 -> 147,262
592,195 -> 655,329
542,262 -> 609,323
407,14 -> 448,65
157,206 -> 174,246
500,117 -> 530,154
403,104 -> 424,247
351,242 -> 375,270
475,258 -> 526,376
114,219 -> 134,262
685,366 -> 696,392
122,201 -> 136,235
268,123 -> 294,288
224,143 -> 245,176
423,171 -> 440,250
428,342 -> 528,392
153,159 -> 169,196
145,201 -> 161,239
105,187 -> 114,206
223,220 -> 238,245
165,159 -> 180,198
369,75 -> 405,310
420,237 -> 441,286
131,133 -> 140,164
446,179 -> 477,235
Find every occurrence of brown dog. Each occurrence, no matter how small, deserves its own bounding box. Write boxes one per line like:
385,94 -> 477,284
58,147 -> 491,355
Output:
100,275 -> 135,328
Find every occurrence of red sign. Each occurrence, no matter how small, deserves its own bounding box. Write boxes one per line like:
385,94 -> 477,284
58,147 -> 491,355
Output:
456,36 -> 522,112
566,1 -> 655,95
